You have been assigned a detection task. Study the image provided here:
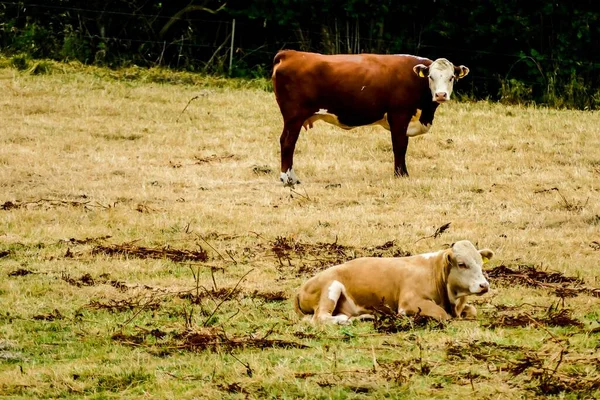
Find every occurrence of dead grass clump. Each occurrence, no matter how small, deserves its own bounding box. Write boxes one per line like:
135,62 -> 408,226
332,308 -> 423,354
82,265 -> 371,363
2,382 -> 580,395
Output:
271,235 -> 353,270
61,272 -> 96,287
217,382 -> 249,395
362,240 -> 412,258
61,236 -> 112,246
372,305 -> 444,333
8,268 -> 34,277
194,154 -> 236,164
59,272 -> 138,292
178,286 -> 241,303
176,329 -> 309,351
446,340 -> 528,364
534,187 -> 589,213
507,350 -> 600,395
488,264 -> 583,286
270,236 -> 411,275
530,370 -> 600,395
248,290 -> 287,302
86,293 -> 164,313
1,200 -> 20,210
32,309 -> 64,321
485,308 -> 583,329
252,165 -> 273,175
92,242 -> 208,262
112,328 -> 309,352
1,198 -> 93,210
487,264 -> 599,297
377,360 -> 413,384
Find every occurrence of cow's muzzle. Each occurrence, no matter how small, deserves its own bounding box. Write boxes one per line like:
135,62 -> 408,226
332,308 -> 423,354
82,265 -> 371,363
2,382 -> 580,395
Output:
477,282 -> 490,294
434,92 -> 449,102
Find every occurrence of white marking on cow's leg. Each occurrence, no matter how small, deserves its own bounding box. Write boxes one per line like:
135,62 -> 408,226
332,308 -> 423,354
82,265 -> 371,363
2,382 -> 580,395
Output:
280,168 -> 300,186
313,280 -> 351,324
330,314 -> 350,324
315,313 -> 350,325
327,280 -> 345,302
350,314 -> 375,322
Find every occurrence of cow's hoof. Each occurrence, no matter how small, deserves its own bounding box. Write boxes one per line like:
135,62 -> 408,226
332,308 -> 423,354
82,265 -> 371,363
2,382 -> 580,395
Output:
280,168 -> 300,186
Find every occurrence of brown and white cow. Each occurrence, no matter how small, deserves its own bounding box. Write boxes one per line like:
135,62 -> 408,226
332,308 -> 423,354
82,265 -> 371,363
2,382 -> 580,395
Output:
272,50 -> 469,185
294,240 -> 493,324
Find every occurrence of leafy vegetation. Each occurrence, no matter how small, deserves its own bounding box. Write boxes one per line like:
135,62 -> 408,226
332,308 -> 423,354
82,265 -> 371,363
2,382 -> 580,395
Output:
0,1 -> 599,108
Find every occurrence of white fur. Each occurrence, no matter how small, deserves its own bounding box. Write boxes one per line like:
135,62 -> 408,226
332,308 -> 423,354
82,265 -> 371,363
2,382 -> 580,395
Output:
331,314 -> 350,324
420,251 -> 440,259
327,280 -> 345,302
280,168 -> 300,186
407,120 -> 431,137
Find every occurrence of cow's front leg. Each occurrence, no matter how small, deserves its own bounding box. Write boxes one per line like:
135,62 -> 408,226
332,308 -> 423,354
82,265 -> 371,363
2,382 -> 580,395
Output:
460,304 -> 477,319
406,299 -> 451,322
388,112 -> 412,177
279,117 -> 304,186
453,297 -> 477,319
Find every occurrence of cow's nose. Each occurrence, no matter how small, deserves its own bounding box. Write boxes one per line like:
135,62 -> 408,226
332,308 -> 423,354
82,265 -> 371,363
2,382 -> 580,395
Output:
435,92 -> 448,100
479,282 -> 490,292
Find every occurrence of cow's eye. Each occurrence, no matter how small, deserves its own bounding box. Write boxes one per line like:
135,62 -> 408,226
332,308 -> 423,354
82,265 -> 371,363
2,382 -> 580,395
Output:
449,76 -> 454,82
458,262 -> 468,269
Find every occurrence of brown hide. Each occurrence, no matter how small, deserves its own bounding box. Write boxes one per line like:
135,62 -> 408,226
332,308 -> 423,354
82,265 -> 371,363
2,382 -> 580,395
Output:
272,50 -> 438,180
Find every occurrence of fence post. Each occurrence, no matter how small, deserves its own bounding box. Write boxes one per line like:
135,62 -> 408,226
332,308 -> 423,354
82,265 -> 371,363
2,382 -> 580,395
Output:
229,19 -> 236,74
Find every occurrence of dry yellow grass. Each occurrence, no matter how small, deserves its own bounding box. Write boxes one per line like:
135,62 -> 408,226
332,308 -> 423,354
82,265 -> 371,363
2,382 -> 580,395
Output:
0,64 -> 599,399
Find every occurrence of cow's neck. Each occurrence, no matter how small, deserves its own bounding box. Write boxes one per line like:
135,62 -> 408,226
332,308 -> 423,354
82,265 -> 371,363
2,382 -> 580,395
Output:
418,100 -> 439,126
430,253 -> 454,315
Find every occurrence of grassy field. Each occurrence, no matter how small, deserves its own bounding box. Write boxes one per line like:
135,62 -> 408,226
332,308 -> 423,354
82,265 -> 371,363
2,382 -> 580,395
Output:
0,62 -> 599,399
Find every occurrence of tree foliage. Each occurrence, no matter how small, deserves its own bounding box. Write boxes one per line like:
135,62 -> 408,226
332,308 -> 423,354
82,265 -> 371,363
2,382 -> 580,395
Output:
0,0 -> 598,108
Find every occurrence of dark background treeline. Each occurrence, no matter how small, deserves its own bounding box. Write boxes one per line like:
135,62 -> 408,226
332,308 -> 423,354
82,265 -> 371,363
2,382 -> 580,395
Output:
1,0 -> 598,109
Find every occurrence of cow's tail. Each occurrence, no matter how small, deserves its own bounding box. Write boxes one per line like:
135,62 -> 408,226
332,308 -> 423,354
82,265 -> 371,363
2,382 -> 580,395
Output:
273,50 -> 287,67
272,50 -> 288,82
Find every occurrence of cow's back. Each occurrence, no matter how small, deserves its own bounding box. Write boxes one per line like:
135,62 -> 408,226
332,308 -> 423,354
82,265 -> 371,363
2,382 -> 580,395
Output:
272,51 -> 431,118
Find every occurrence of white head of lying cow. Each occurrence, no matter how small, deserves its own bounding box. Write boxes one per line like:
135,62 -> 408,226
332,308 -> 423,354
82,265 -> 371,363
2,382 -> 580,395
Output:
445,240 -> 493,304
413,58 -> 469,103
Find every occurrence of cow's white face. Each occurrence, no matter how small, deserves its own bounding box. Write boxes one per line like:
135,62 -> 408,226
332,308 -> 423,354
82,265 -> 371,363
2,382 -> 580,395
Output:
413,58 -> 469,103
446,240 -> 493,302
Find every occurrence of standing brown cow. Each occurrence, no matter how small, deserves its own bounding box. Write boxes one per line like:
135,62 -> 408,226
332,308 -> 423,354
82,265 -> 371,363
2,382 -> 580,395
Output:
272,50 -> 469,185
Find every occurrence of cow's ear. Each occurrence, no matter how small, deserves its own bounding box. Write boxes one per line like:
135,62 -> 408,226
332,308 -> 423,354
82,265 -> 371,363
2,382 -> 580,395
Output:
444,249 -> 457,267
479,249 -> 494,263
413,64 -> 429,78
455,65 -> 469,79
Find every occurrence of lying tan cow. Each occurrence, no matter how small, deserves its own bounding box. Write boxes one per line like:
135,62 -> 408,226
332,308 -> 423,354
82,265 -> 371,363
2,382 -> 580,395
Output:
294,240 -> 493,324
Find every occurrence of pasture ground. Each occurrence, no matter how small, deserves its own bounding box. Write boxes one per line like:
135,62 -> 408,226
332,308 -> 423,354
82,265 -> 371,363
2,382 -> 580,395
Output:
0,62 -> 599,399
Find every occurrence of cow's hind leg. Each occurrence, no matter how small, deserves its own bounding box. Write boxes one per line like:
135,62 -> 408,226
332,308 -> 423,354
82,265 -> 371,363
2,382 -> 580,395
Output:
313,280 -> 350,325
280,117 -> 304,186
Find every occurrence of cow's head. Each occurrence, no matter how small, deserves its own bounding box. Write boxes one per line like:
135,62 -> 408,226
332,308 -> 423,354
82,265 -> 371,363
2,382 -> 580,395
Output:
444,240 -> 493,302
413,58 -> 469,103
